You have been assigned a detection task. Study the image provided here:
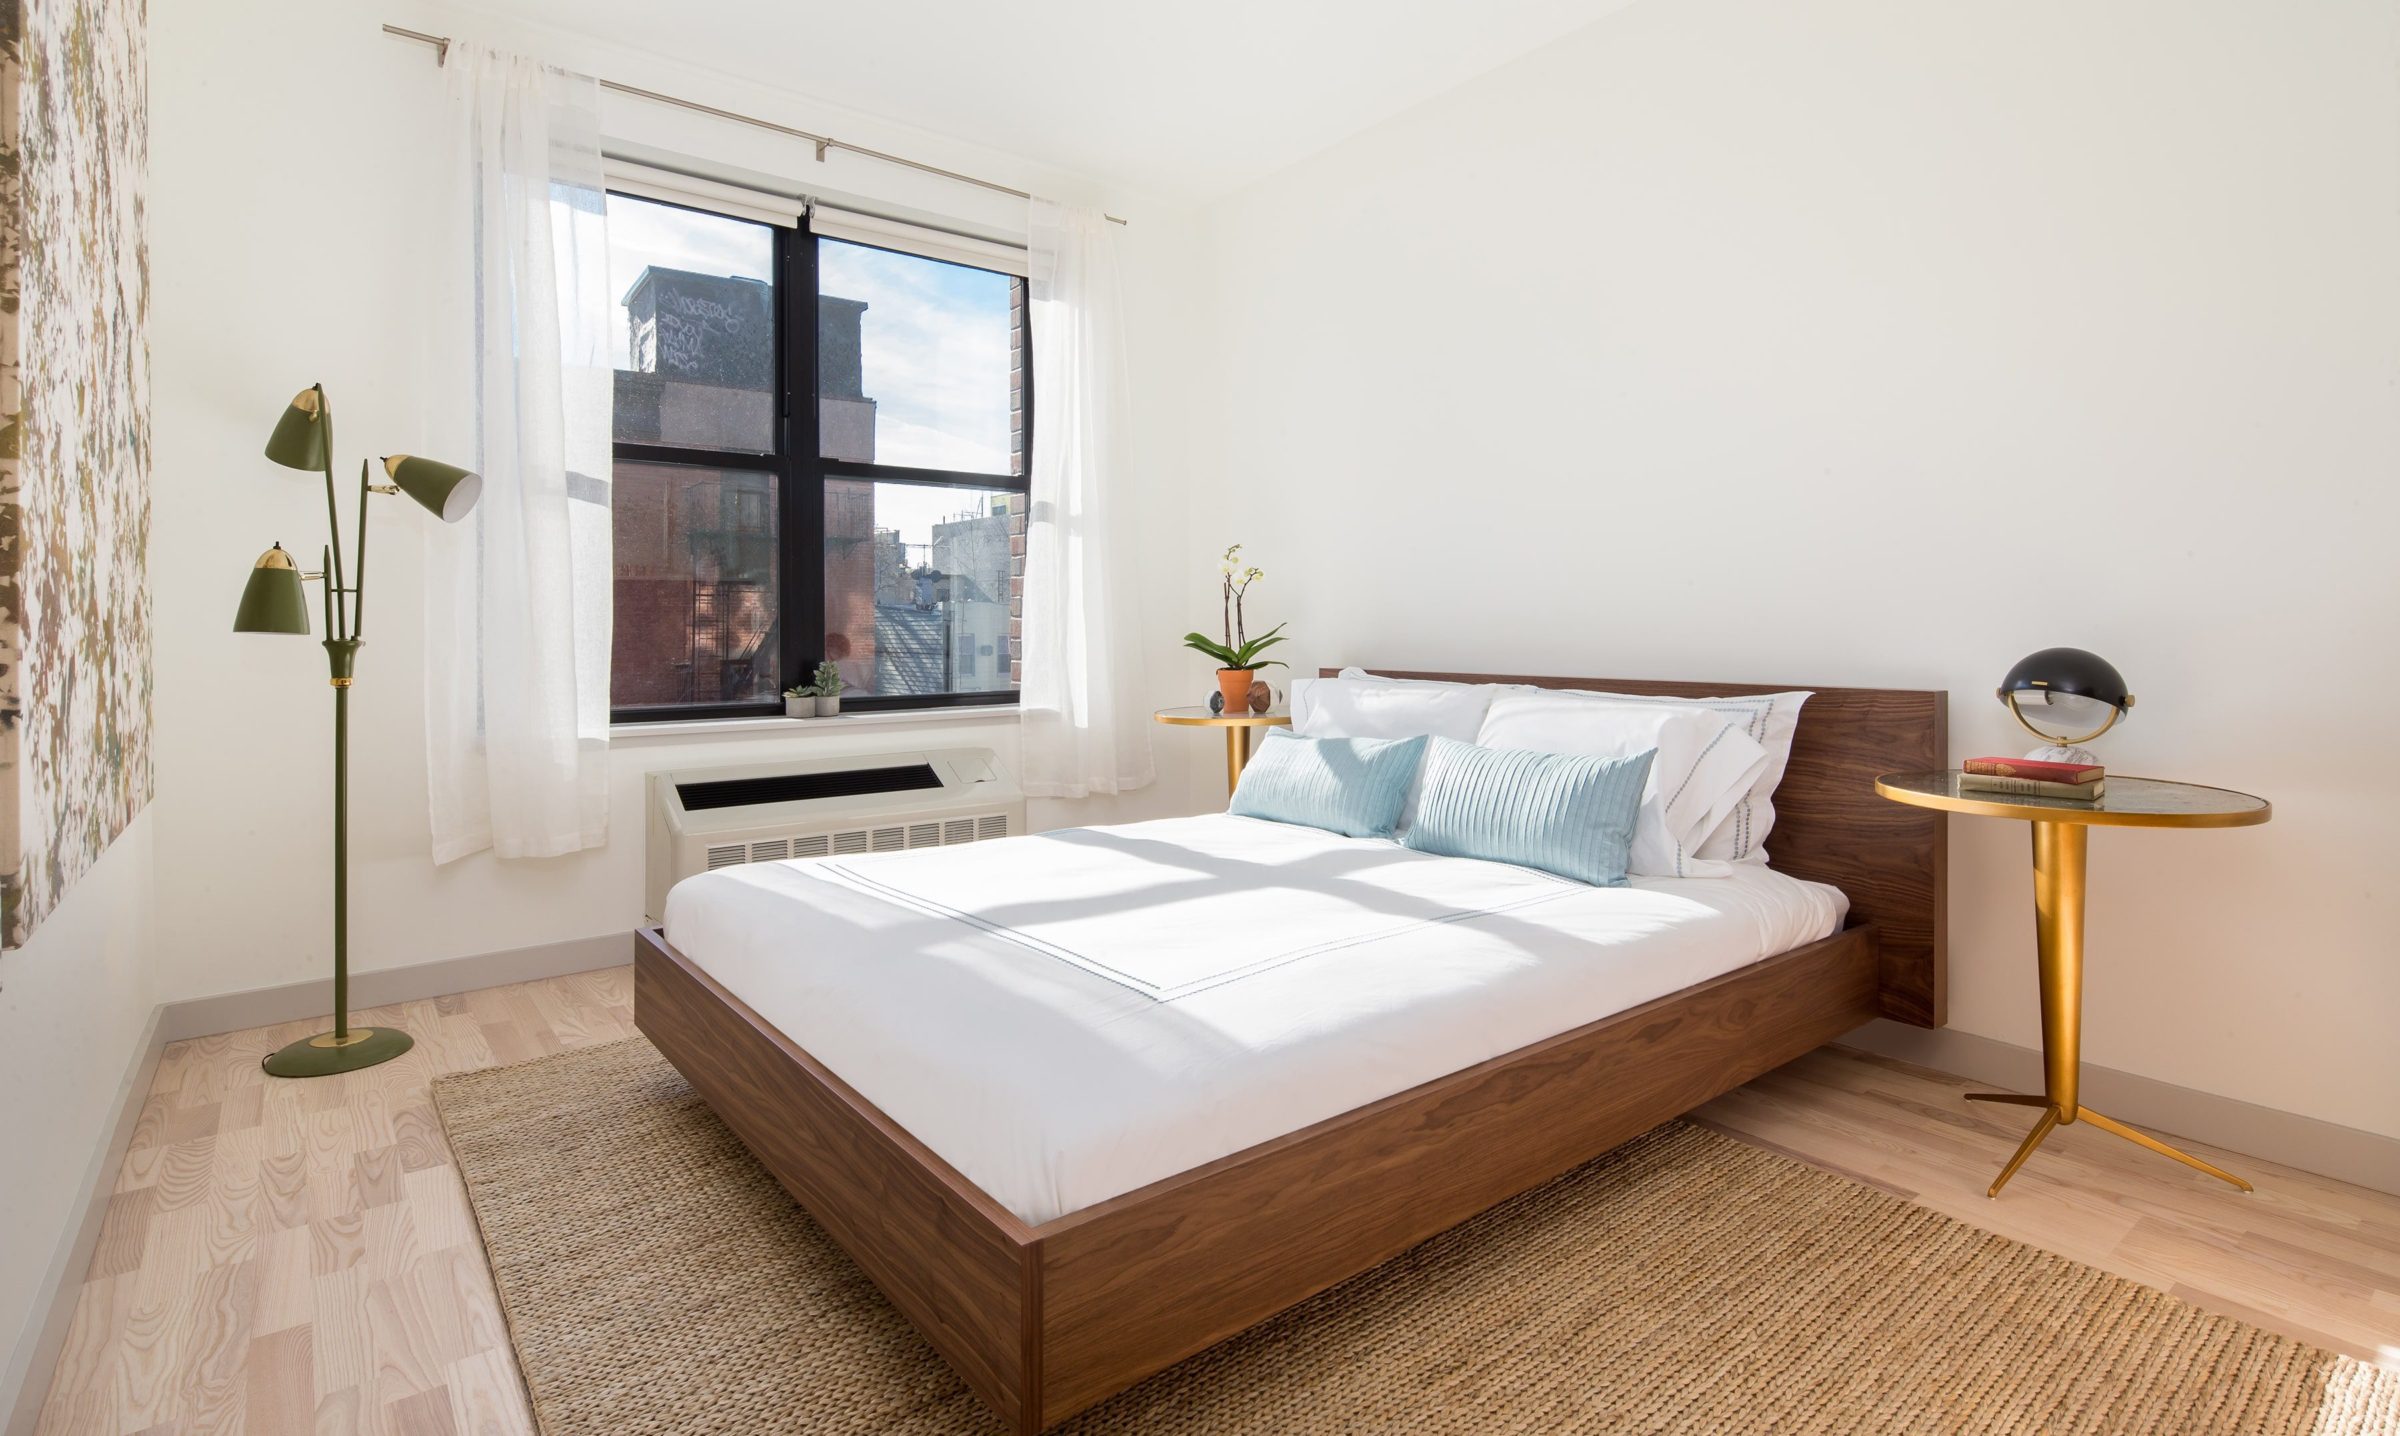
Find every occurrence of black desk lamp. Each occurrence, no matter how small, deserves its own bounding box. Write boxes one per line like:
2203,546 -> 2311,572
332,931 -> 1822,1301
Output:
1998,647 -> 2135,765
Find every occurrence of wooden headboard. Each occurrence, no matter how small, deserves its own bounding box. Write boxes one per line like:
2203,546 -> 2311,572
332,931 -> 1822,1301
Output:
1331,668 -> 1948,1028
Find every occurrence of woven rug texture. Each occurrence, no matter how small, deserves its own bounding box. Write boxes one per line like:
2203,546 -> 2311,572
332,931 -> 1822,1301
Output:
432,1038 -> 2399,1435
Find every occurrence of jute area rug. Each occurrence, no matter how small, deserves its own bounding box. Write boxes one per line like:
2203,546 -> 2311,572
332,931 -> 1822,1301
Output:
432,1038 -> 2398,1435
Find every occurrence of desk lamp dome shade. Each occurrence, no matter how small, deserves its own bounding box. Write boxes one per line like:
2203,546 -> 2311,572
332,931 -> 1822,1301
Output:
383,454 -> 482,522
233,543 -> 312,635
1999,646 -> 2135,762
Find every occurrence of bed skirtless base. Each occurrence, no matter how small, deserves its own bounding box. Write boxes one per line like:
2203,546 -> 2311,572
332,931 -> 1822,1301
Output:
633,669 -> 1944,1433
637,919 -> 1882,1432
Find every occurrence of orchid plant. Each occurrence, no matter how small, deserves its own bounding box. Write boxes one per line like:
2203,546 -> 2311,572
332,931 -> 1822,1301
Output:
1182,544 -> 1288,671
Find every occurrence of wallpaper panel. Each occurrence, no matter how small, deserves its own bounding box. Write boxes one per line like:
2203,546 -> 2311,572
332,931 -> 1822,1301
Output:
0,0 -> 154,948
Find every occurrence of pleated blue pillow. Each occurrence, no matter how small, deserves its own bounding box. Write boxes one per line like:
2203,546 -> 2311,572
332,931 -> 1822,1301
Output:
1228,731 -> 1429,838
1402,736 -> 1656,886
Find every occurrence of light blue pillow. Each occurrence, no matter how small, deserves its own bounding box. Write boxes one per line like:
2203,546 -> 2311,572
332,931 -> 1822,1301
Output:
1402,736 -> 1655,886
1228,731 -> 1429,839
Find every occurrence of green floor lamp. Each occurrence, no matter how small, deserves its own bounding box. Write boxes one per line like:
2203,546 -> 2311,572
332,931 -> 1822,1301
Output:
234,384 -> 482,1078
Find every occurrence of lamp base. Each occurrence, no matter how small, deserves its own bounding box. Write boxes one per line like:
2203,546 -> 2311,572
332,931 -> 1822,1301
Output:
2025,743 -> 2101,766
261,1026 -> 414,1079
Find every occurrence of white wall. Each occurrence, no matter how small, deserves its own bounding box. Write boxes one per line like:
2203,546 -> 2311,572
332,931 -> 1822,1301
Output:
135,0 -> 2398,1143
0,817 -> 155,1406
144,1 -> 1206,1006
1191,0 -> 2400,1138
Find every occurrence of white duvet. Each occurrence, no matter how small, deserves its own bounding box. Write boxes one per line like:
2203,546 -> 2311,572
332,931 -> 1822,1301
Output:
663,813 -> 1845,1225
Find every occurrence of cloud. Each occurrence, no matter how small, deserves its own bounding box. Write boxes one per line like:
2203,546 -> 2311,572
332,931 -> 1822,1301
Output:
819,239 -> 1016,475
605,194 -> 775,368
602,196 -> 1020,478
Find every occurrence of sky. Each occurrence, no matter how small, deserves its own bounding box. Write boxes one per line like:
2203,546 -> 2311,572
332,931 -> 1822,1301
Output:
605,193 -> 1017,548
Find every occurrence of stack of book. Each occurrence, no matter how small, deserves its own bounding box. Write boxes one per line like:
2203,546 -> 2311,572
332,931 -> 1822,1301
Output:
1959,756 -> 2104,801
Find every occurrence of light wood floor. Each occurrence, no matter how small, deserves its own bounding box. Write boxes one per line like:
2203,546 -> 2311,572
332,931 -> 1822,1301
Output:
30,966 -> 2400,1434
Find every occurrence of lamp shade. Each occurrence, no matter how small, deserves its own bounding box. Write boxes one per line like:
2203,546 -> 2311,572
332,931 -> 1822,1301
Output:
382,454 -> 482,523
1999,646 -> 2134,746
263,386 -> 329,471
233,544 -> 312,634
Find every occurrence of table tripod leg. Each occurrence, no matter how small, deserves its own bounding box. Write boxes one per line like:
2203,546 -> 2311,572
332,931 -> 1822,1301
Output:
1988,1105 -> 2063,1198
2079,1107 -> 2253,1192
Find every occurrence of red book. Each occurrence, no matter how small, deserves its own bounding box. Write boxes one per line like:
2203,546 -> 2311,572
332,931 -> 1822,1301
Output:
1964,756 -> 2103,784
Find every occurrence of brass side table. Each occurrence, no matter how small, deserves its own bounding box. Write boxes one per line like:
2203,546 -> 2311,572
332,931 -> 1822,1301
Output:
1874,771 -> 2271,1198
1154,706 -> 1291,796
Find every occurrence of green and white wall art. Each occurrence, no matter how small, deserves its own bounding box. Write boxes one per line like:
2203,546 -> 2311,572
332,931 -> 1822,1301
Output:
0,0 -> 154,948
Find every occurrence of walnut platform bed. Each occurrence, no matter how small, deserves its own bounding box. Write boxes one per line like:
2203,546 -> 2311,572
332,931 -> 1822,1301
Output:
634,669 -> 1947,1433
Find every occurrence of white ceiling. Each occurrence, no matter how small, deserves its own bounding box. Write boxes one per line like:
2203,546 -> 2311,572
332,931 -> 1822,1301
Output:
468,0 -> 1631,200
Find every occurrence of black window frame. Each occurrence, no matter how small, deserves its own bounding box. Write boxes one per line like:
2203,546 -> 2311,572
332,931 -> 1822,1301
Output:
608,195 -> 1031,724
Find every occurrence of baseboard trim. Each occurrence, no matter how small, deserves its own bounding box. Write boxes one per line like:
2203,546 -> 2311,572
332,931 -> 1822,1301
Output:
4,1004 -> 164,1436
157,931 -> 627,1044
1842,1018 -> 2400,1199
5,931 -> 625,1433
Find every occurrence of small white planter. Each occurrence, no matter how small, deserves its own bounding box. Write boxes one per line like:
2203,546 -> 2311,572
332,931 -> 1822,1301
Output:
784,695 -> 814,718
815,693 -> 842,717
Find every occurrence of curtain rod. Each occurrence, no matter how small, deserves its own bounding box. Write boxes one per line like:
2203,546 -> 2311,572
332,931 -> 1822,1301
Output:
381,24 -> 1127,226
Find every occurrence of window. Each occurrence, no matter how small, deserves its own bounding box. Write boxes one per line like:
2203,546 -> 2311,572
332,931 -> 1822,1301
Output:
606,190 -> 1030,719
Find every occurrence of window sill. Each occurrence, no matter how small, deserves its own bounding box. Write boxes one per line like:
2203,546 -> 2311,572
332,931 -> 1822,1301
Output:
610,704 -> 1023,743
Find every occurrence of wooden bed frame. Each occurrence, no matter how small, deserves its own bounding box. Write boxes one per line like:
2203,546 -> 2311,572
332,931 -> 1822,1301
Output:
634,670 -> 1946,1432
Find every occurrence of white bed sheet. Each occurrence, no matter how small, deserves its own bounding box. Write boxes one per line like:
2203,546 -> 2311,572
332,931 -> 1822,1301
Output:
662,813 -> 1846,1226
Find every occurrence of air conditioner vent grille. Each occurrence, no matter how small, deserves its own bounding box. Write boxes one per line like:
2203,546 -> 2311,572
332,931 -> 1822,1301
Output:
677,763 -> 942,811
646,746 -> 1024,924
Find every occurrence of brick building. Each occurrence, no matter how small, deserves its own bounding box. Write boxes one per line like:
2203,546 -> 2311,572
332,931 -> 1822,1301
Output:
612,262 -> 1027,707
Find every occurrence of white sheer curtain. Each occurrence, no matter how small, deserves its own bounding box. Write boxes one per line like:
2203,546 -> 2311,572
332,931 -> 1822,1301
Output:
423,46 -> 614,862
1020,200 -> 1155,799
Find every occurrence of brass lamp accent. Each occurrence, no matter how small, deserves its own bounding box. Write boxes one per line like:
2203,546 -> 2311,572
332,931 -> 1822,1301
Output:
263,385 -> 329,470
235,383 -> 482,1079
383,453 -> 483,522
233,544 -> 313,636
1998,647 -> 2136,763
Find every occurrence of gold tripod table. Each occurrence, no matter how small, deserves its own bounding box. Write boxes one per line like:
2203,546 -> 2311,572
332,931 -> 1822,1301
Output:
1875,771 -> 2271,1198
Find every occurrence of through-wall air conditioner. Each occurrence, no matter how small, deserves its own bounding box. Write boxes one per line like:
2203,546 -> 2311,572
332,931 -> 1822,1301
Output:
646,747 -> 1023,923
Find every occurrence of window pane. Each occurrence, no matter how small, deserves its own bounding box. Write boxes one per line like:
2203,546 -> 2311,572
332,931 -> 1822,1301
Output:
818,238 -> 1024,476
608,193 -> 777,452
824,480 -> 1022,699
612,462 -> 780,710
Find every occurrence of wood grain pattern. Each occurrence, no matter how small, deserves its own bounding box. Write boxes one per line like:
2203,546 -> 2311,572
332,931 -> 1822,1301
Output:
1033,926 -> 1880,1424
632,668 -> 1950,1430
1344,669 -> 1948,1026
633,930 -> 1039,1430
26,973 -> 636,1436
29,965 -> 2400,1434
636,927 -> 1885,1431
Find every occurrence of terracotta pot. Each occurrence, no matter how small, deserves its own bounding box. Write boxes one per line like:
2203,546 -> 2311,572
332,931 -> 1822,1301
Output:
1217,668 -> 1256,714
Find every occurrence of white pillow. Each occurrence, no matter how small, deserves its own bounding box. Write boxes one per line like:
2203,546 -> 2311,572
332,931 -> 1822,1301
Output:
1560,690 -> 1811,864
1476,693 -> 1769,878
1290,675 -> 1508,743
